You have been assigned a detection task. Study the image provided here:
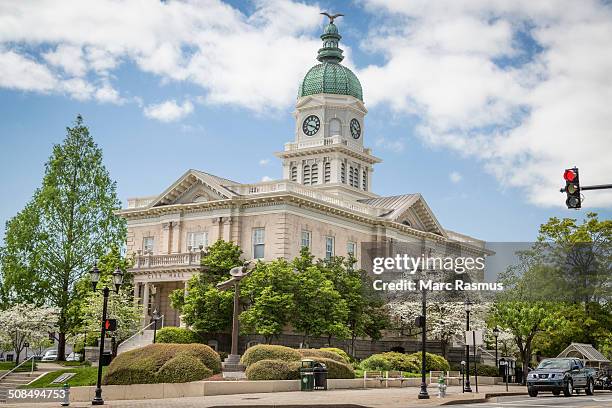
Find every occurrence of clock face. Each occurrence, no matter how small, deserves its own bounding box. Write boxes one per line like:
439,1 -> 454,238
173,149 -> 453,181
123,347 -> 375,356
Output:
350,118 -> 361,139
302,115 -> 320,136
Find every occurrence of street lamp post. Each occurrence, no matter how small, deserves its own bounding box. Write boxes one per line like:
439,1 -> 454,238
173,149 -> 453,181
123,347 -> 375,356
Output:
89,263 -> 124,406
418,289 -> 429,399
464,299 -> 472,393
152,309 -> 161,344
493,326 -> 500,368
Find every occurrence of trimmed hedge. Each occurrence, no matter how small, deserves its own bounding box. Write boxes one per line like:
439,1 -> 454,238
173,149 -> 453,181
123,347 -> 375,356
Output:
156,352 -> 212,383
245,359 -> 300,381
240,345 -> 301,367
320,348 -> 351,364
407,352 -> 450,372
360,354 -> 392,371
103,343 -> 220,385
298,348 -> 346,363
379,352 -> 419,372
155,327 -> 198,344
315,357 -> 354,379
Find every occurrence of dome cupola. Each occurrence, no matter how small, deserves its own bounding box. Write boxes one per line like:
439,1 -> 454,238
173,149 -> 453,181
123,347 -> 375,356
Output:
298,16 -> 363,101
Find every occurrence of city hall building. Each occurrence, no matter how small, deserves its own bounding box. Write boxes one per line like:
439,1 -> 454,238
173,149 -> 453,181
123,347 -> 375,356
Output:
118,20 -> 486,352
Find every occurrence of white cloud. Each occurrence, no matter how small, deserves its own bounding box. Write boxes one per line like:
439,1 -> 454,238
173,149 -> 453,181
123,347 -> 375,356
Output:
449,171 -> 463,183
359,0 -> 612,207
0,49 -> 57,92
261,176 -> 273,182
95,83 -> 123,104
259,159 -> 270,166
0,0 -> 323,111
143,100 -> 194,122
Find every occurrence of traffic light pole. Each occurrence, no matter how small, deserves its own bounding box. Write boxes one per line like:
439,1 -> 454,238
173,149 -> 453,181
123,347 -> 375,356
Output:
580,184 -> 612,191
92,287 -> 109,406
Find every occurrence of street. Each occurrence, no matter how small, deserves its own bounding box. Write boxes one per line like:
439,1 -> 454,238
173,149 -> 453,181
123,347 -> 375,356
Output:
451,393 -> 612,408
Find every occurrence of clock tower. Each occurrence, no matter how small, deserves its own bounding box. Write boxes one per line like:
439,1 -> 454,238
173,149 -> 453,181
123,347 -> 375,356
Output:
275,17 -> 381,200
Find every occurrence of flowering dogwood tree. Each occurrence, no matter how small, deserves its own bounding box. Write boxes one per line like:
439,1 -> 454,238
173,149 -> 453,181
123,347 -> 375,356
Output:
0,303 -> 58,364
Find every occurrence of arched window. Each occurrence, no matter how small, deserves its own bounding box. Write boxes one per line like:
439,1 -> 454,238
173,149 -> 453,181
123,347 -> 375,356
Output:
329,119 -> 341,136
348,166 -> 354,186
341,163 -> 346,184
207,339 -> 219,351
290,166 -> 297,182
311,164 -> 318,184
324,162 -> 331,183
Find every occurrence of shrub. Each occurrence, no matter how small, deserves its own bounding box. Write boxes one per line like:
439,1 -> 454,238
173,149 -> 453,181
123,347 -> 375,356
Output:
314,357 -> 354,379
156,352 -> 213,383
103,343 -> 220,385
155,327 -> 198,344
245,359 -> 296,381
319,348 -> 351,364
217,351 -> 229,361
298,348 -> 346,363
240,345 -> 301,367
360,354 -> 392,371
472,364 -> 500,377
380,352 -> 419,372
407,352 -> 450,372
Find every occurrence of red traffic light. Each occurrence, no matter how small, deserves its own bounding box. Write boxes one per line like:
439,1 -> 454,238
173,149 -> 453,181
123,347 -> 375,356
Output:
564,169 -> 576,182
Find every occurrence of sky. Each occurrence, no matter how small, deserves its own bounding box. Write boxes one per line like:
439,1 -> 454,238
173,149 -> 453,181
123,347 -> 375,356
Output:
0,0 -> 611,243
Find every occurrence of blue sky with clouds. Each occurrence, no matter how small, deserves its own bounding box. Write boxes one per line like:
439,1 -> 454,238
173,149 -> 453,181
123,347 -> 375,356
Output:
1,0 -> 611,243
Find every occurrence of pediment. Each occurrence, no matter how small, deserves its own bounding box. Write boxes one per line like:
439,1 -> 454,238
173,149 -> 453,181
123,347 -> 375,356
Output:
394,196 -> 446,237
149,169 -> 237,207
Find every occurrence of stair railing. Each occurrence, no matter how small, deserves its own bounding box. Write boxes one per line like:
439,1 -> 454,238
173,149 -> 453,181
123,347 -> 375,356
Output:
0,355 -> 36,382
118,315 -> 165,352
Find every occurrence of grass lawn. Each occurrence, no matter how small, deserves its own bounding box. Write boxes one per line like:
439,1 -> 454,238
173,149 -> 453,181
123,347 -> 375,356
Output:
23,366 -> 107,388
0,361 -> 38,372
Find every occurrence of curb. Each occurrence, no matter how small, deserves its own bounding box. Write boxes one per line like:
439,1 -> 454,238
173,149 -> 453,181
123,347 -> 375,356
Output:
439,392 -> 527,405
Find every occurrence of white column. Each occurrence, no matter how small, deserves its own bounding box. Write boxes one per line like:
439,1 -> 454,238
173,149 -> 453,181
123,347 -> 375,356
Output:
142,282 -> 150,325
179,281 -> 189,328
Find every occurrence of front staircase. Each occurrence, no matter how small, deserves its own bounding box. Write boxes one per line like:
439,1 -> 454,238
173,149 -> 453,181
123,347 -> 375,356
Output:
117,329 -> 155,354
0,362 -> 59,404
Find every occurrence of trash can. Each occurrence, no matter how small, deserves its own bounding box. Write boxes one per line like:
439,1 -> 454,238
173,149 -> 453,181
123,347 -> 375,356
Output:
313,362 -> 328,390
101,351 -> 112,367
300,359 -> 315,391
514,366 -> 523,384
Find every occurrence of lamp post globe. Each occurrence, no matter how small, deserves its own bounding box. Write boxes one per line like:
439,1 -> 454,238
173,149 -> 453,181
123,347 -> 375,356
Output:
90,263 -> 100,291
112,267 -> 124,293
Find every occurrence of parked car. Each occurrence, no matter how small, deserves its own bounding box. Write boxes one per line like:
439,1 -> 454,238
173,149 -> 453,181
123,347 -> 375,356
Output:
527,358 -> 596,397
32,354 -> 44,361
65,352 -> 82,362
41,350 -> 58,361
594,368 -> 612,391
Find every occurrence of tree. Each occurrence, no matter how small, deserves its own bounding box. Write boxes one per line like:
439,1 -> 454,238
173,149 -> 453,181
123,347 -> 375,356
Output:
77,247 -> 140,357
0,303 -> 58,364
169,240 -> 242,333
291,262 -> 348,345
0,115 -> 126,360
240,259 -> 296,343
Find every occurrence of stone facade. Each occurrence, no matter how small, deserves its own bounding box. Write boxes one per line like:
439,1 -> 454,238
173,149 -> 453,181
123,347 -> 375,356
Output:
117,20 -> 488,352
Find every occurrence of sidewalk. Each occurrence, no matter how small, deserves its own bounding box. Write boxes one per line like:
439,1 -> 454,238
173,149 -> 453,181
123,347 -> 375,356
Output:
1,384 -> 526,407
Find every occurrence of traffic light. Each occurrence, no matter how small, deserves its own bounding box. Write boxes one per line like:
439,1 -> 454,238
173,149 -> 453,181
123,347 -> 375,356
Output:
563,167 -> 581,209
103,319 -> 117,331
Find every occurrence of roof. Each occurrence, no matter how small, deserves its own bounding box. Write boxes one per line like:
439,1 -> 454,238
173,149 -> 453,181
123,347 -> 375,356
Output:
298,21 -> 363,101
557,343 -> 610,363
359,194 -> 420,218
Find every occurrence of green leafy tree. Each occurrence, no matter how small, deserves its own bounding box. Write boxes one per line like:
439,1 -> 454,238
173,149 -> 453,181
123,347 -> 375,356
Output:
170,240 -> 242,333
0,115 -> 126,360
240,259 -> 296,343
291,258 -> 348,345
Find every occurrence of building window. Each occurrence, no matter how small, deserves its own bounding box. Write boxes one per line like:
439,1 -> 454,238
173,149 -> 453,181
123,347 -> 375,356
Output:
347,241 -> 356,257
311,163 -> 318,184
207,339 -> 219,351
301,230 -> 311,249
348,166 -> 354,186
341,162 -> 346,184
324,162 -> 331,183
143,237 -> 154,253
303,164 -> 311,185
187,232 -> 207,251
362,168 -> 368,190
350,167 -> 359,188
252,228 -> 265,259
291,165 -> 297,182
329,118 -> 341,136
325,236 -> 335,260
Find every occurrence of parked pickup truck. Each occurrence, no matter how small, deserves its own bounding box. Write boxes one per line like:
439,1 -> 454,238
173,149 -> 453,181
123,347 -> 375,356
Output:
527,358 -> 596,397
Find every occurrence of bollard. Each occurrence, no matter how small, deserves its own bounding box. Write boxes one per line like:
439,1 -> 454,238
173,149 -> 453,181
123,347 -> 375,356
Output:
61,383 -> 70,406
437,373 -> 447,398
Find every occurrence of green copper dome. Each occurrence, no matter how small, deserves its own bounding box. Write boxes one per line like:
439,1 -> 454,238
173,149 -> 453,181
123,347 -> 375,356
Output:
298,22 -> 363,101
